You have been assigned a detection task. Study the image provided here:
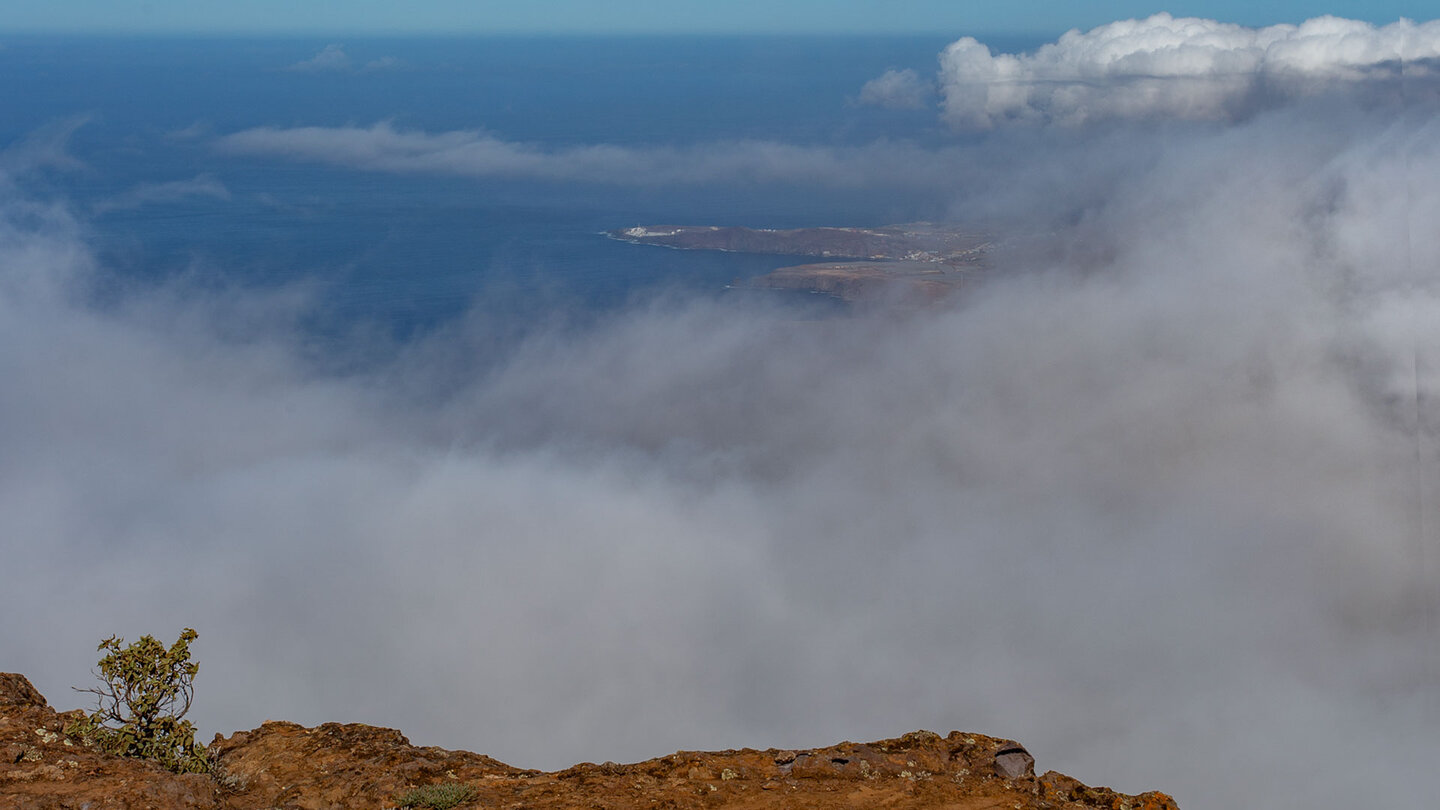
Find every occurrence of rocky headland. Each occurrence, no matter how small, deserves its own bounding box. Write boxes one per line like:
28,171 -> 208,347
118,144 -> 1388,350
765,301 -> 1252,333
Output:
2,672 -> 1178,810
608,223 -> 990,304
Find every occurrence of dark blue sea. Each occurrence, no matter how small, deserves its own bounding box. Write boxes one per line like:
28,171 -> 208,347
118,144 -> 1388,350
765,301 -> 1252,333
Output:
0,35 -> 1043,339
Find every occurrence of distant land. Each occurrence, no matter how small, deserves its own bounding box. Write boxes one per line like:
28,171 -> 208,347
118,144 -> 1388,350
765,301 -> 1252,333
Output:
608,223 -> 991,304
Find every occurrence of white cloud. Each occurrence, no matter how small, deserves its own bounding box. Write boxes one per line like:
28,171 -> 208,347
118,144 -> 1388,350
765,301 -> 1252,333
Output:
939,14 -> 1440,127
857,68 -> 930,109
0,116 -> 88,174
90,174 -> 230,214
215,121 -> 965,188
286,43 -> 351,72
166,121 -> 211,141
285,44 -> 403,74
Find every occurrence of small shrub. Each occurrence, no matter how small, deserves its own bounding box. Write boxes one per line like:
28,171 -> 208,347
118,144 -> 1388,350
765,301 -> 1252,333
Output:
68,628 -> 209,774
394,782 -> 477,809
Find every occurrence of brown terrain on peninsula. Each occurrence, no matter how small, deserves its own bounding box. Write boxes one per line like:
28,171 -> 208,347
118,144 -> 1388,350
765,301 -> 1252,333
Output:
609,223 -> 991,304
2,672 -> 1177,810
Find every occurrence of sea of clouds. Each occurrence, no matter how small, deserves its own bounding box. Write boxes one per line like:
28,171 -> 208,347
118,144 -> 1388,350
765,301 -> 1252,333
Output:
3,16 -> 1439,810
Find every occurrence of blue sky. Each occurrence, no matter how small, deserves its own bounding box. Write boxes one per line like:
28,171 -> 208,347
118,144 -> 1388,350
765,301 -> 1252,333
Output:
2,1 -> 1435,35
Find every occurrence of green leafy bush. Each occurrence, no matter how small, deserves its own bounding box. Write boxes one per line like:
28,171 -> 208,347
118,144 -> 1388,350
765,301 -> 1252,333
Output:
68,628 -> 209,774
394,782 -> 477,809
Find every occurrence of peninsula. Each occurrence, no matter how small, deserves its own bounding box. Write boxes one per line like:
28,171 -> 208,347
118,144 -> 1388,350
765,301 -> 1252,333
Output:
609,223 -> 991,304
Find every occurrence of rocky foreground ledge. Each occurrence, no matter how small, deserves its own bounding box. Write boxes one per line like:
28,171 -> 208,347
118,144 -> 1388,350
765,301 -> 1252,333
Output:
2,673 -> 1177,810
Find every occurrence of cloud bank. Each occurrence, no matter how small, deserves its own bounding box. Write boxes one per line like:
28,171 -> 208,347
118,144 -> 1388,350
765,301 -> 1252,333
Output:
939,14 -> 1440,127
215,122 -> 966,187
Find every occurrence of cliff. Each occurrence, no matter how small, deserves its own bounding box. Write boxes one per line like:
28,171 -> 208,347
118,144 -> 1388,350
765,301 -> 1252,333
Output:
1,673 -> 1178,810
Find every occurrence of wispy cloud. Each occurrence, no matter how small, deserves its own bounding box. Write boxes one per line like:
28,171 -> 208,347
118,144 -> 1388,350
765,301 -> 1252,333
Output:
286,43 -> 351,72
166,121 -> 211,141
284,44 -> 404,74
215,121 -> 964,188
90,174 -> 231,214
0,116 -> 88,174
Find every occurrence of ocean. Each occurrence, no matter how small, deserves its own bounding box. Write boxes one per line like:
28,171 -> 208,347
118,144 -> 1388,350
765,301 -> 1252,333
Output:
0,34 -> 1041,338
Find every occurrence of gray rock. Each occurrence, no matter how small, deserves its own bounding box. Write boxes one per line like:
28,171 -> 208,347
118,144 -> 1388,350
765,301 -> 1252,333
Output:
994,745 -> 1035,779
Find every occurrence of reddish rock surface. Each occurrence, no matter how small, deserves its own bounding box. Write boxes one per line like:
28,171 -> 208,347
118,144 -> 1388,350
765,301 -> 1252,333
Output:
0,673 -> 217,809
2,672 -> 1178,810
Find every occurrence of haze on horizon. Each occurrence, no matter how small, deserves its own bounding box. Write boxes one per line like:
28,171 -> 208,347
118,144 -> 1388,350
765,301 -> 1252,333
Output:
2,0 -> 1437,35
2,11 -> 1439,810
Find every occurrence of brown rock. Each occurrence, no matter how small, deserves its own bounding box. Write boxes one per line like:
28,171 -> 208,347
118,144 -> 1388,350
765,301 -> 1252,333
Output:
1,672 -> 1180,810
208,720 -> 523,810
0,674 -> 47,709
